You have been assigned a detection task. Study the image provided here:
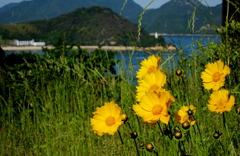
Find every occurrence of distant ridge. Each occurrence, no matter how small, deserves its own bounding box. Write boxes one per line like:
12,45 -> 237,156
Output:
0,3 -> 19,12
0,6 -> 153,46
129,0 -> 222,34
0,0 -> 142,24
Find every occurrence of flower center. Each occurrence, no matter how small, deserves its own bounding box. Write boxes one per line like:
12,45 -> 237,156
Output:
152,105 -> 163,115
147,66 -> 157,74
150,84 -> 159,91
217,100 -> 225,109
105,116 -> 116,126
212,72 -> 221,82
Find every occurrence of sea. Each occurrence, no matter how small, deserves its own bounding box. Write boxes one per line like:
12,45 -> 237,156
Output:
4,35 -> 221,82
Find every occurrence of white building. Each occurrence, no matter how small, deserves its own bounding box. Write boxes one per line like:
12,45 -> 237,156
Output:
14,39 -> 45,46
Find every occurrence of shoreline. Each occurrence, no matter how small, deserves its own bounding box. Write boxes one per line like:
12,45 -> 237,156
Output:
150,33 -> 220,36
2,45 -> 177,52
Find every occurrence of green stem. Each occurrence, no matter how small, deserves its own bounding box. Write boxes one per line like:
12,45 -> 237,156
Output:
194,120 -> 206,152
118,130 -> 124,145
127,122 -> 132,132
222,112 -> 230,155
133,138 -> 140,156
157,121 -> 164,136
222,112 -> 226,128
153,150 -> 159,156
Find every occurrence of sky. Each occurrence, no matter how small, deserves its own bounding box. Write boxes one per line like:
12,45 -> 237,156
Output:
0,0 -> 222,8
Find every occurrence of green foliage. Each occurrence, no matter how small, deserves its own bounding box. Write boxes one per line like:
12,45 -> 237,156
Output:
0,0 -> 142,24
0,6 -> 152,46
0,1 -> 239,156
197,20 -> 240,90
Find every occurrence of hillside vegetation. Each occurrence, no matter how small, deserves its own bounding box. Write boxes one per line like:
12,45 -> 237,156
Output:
0,0 -> 142,24
129,0 -> 222,34
0,0 -> 222,34
0,6 -> 165,46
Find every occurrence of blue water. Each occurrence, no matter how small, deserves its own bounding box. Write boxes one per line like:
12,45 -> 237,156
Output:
4,35 -> 221,83
113,35 -> 221,79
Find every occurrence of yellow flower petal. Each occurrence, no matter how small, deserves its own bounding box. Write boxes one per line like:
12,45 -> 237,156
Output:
201,60 -> 230,90
207,89 -> 235,113
90,101 -> 126,136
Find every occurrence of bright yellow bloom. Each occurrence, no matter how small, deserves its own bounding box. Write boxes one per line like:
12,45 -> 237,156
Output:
90,101 -> 126,136
201,60 -> 230,90
174,105 -> 196,125
207,89 -> 235,114
136,55 -> 161,80
133,92 -> 171,124
163,90 -> 176,108
136,70 -> 166,102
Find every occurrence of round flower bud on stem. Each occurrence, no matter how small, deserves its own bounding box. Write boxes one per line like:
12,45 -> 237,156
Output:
182,121 -> 190,129
145,143 -> 154,151
176,69 -> 182,76
213,130 -> 222,139
187,109 -> 193,116
174,131 -> 182,139
130,131 -> 138,139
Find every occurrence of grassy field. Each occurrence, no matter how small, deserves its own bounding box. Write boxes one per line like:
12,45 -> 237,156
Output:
0,1 -> 240,154
0,38 -> 239,156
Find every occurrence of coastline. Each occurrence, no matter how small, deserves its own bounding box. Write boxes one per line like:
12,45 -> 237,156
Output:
150,33 -> 220,36
2,45 -> 177,52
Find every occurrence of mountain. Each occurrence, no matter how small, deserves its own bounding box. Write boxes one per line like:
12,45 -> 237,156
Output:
0,6 -> 157,46
0,3 -> 19,12
128,0 -> 222,34
0,0 -> 142,24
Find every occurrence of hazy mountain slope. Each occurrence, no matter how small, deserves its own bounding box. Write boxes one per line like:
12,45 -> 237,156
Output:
129,0 -> 222,34
0,3 -> 19,12
0,0 -> 142,24
0,6 -> 151,46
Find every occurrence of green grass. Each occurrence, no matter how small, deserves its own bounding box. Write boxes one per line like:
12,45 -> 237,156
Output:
0,44 -> 239,156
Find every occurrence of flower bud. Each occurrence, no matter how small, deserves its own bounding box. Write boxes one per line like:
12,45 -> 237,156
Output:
145,143 -> 154,151
213,131 -> 222,139
174,131 -> 182,139
130,131 -> 138,139
187,109 -> 194,116
176,69 -> 182,76
182,121 -> 190,129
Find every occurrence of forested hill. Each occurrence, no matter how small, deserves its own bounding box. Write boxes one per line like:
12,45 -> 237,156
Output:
0,3 -> 19,12
0,0 -> 142,24
129,0 -> 222,34
0,6 -> 161,46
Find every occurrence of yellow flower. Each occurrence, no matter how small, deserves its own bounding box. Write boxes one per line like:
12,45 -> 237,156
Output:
136,55 -> 161,80
163,90 -> 176,108
136,70 -> 166,102
174,105 -> 196,125
207,89 -> 235,114
201,60 -> 230,90
90,101 -> 126,136
133,92 -> 171,124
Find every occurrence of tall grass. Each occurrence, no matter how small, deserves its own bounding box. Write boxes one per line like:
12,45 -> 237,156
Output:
0,1 -> 240,156
0,44 -> 239,155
